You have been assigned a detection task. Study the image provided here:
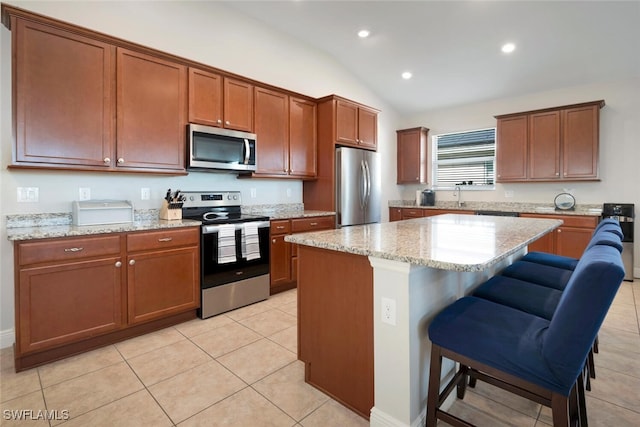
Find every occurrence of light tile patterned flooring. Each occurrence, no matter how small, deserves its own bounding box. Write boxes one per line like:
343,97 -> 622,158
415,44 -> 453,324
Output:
1,281 -> 639,426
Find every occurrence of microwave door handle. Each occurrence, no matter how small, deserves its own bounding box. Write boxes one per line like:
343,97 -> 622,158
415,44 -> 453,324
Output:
243,139 -> 250,165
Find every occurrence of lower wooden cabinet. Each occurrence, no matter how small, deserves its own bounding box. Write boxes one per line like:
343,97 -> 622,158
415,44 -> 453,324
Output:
270,215 -> 334,294
520,214 -> 597,258
13,227 -> 200,371
389,207 -> 475,221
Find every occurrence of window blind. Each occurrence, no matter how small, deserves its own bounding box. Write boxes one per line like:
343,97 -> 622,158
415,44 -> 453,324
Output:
433,128 -> 496,187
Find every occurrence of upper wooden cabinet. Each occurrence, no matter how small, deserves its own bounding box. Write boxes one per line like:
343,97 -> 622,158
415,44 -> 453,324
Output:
12,18 -> 115,168
188,69 -> 253,132
254,87 -> 289,176
252,88 -> 317,179
397,127 -> 429,184
335,98 -> 378,150
289,97 -> 317,178
116,48 -> 187,171
495,100 -> 604,182
7,12 -> 187,174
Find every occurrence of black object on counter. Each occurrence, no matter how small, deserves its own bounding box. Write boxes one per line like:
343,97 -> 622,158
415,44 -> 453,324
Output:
420,190 -> 435,206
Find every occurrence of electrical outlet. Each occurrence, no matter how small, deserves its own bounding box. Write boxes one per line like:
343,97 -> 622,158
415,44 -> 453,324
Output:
250,188 -> 257,198
381,297 -> 397,326
141,188 -> 151,200
17,187 -> 39,203
78,187 -> 91,201
504,190 -> 514,198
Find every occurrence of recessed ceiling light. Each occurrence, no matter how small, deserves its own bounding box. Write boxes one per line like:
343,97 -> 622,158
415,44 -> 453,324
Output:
402,71 -> 412,80
501,42 -> 516,53
357,29 -> 370,38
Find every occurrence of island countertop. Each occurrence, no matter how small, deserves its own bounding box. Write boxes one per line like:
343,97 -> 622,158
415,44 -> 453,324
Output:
286,214 -> 562,272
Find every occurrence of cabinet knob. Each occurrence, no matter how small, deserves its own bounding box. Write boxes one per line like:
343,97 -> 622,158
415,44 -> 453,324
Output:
272,238 -> 276,244
129,259 -> 136,265
117,158 -> 125,164
557,229 -> 562,233
115,261 -> 122,268
225,121 -> 230,125
104,157 -> 111,164
217,119 -> 222,124
556,172 -> 560,176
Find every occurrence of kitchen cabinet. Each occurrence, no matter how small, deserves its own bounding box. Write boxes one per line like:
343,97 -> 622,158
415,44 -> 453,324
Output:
397,127 -> 429,184
495,100 -> 604,182
188,70 -> 254,132
126,228 -> 200,324
13,227 -> 200,371
289,97 -> 317,178
402,208 -> 424,220
116,48 -> 187,172
336,98 -> 378,150
269,216 -> 334,294
16,235 -> 124,355
304,95 -> 379,211
254,87 -> 290,176
520,213 -> 598,258
422,209 -> 475,217
10,18 -> 115,169
250,89 -> 317,179
389,207 -> 403,222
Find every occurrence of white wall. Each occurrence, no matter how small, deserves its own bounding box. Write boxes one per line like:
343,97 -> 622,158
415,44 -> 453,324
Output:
397,78 -> 640,276
0,1 -> 401,346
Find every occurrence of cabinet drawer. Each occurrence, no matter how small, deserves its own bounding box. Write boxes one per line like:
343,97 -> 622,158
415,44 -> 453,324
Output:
521,214 -> 597,229
271,220 -> 291,235
402,209 -> 423,218
291,216 -> 335,233
127,227 -> 199,252
18,235 -> 122,266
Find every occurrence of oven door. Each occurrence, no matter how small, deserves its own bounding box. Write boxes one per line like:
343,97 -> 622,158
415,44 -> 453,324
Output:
201,221 -> 270,290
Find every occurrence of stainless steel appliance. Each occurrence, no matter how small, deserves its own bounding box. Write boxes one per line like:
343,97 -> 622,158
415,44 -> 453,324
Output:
420,189 -> 435,206
335,147 -> 381,227
602,203 -> 634,281
181,191 -> 270,318
187,124 -> 257,172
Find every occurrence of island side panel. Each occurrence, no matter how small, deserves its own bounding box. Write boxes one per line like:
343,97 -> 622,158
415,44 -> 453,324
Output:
297,245 -> 374,419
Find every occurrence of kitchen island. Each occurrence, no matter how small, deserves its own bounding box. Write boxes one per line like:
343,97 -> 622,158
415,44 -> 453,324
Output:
286,214 -> 562,427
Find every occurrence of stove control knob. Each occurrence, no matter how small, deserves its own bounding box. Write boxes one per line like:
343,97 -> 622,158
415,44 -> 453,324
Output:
227,194 -> 232,200
189,196 -> 195,201
233,195 -> 238,200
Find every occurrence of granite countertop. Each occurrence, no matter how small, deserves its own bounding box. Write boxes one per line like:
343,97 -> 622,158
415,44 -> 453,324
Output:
286,214 -> 562,272
388,200 -> 603,216
242,203 -> 335,220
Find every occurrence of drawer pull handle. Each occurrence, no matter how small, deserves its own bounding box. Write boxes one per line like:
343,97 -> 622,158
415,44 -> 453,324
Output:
158,237 -> 173,242
276,226 -> 285,229
64,247 -> 83,252
129,260 -> 136,266
115,261 -> 122,268
310,222 -> 318,226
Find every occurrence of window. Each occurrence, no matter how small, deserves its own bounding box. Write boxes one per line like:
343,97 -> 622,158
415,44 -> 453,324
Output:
432,128 -> 496,189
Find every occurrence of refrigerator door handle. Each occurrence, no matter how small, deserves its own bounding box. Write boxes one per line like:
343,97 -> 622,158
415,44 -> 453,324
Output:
364,160 -> 372,206
360,160 -> 367,209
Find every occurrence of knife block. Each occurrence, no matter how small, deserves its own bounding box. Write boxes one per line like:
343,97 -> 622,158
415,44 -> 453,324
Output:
159,200 -> 182,220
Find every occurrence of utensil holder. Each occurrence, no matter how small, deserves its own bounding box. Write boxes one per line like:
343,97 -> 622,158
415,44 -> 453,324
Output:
159,200 -> 182,220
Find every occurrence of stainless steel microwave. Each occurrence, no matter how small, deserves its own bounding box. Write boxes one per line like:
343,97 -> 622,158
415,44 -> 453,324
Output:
187,124 -> 257,172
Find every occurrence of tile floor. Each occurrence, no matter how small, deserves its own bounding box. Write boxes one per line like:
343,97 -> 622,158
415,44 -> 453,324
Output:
1,281 -> 639,426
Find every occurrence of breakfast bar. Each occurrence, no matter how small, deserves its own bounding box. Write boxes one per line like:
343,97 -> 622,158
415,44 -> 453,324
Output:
286,214 -> 562,427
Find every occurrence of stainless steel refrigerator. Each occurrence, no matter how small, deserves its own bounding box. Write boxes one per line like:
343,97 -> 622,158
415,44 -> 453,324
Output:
335,147 -> 381,227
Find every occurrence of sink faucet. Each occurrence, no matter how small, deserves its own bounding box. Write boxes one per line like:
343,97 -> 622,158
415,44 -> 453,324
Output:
454,185 -> 464,207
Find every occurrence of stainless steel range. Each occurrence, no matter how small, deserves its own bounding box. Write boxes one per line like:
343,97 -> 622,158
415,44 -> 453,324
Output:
181,191 -> 270,318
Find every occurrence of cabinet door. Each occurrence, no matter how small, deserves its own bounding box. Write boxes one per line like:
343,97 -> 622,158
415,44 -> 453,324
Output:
188,68 -> 223,127
496,116 -> 528,182
529,111 -> 561,180
335,100 -> 359,146
127,247 -> 199,324
389,208 -> 403,222
116,48 -> 186,171
555,227 -> 593,259
358,106 -> 378,150
527,231 -> 555,253
270,234 -> 292,288
254,87 -> 289,175
397,128 -> 425,184
289,98 -> 317,177
18,258 -> 124,353
223,78 -> 253,132
562,105 -> 599,180
13,18 -> 115,168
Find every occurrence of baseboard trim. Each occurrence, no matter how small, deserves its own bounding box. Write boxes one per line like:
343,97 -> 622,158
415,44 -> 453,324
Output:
1,328 -> 15,349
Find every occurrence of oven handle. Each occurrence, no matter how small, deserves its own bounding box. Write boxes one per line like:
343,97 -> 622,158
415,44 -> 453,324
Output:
202,221 -> 270,234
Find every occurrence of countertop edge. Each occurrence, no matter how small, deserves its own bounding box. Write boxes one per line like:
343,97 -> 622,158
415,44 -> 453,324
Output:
388,201 -> 602,217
